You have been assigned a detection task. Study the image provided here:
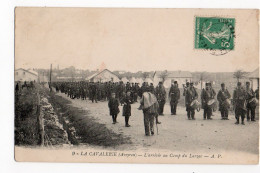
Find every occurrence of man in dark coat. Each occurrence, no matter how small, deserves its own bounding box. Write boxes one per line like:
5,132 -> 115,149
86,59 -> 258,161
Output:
155,82 -> 166,115
201,83 -> 215,120
245,82 -> 256,121
185,82 -> 198,120
217,83 -> 231,120
121,91 -> 133,127
233,82 -> 247,125
108,93 -> 120,124
169,81 -> 180,115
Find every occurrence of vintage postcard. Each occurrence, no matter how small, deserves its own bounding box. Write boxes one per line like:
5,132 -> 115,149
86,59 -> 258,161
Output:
14,7 -> 259,164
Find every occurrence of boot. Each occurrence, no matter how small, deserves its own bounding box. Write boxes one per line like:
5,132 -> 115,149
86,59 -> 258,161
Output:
235,119 -> 239,124
156,117 -> 161,124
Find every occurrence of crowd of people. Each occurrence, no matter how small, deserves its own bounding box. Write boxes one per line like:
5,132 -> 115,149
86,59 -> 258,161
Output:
49,80 -> 259,136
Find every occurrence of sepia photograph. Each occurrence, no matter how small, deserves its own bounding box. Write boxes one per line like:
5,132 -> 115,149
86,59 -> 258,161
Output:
14,7 -> 259,164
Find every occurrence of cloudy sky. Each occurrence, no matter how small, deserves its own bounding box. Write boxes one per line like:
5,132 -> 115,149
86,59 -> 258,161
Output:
15,8 -> 259,72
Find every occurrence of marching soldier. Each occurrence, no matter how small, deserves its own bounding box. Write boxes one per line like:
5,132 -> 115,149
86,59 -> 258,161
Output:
169,81 -> 180,115
155,82 -> 166,115
201,83 -> 215,120
217,83 -> 231,120
245,82 -> 256,121
233,82 -> 247,125
185,82 -> 198,120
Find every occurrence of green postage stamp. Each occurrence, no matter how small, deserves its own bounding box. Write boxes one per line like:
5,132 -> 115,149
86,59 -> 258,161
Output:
195,17 -> 235,50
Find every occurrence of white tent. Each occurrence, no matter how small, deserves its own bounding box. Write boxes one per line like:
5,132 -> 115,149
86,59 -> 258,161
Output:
129,77 -> 137,83
121,77 -> 129,83
136,78 -> 143,84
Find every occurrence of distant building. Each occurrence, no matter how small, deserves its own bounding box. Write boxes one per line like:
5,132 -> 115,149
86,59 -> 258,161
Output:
153,71 -> 192,88
15,68 -> 38,82
248,68 -> 259,91
86,69 -> 120,82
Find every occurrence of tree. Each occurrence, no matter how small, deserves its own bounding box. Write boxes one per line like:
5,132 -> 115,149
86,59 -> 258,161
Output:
158,70 -> 169,84
233,70 -> 248,82
142,72 -> 150,80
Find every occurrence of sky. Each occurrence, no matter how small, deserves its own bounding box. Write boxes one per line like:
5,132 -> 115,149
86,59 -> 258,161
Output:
15,8 -> 259,72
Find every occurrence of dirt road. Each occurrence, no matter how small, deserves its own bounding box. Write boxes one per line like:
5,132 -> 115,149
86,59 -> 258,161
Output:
57,92 -> 258,155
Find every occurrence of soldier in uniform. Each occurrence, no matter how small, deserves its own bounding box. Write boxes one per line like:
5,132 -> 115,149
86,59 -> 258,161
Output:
169,81 -> 180,115
245,82 -> 256,121
133,83 -> 139,102
217,83 -> 231,120
233,82 -> 247,125
201,83 -> 215,120
121,91 -> 133,127
185,82 -> 198,120
108,92 -> 120,124
155,82 -> 166,115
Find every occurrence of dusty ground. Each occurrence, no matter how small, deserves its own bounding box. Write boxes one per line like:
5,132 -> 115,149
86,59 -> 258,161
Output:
57,92 -> 259,156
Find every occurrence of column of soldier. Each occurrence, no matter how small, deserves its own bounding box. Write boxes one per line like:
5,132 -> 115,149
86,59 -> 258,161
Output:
51,80 -> 259,127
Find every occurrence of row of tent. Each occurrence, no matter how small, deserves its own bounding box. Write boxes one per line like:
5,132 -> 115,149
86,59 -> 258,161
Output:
121,77 -> 153,84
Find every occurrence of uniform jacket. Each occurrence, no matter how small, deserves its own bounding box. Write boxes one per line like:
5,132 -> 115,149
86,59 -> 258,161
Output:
233,87 -> 246,110
108,98 -> 120,115
201,88 -> 216,108
169,86 -> 180,103
121,95 -> 133,116
217,89 -> 231,110
185,87 -> 198,106
155,86 -> 166,102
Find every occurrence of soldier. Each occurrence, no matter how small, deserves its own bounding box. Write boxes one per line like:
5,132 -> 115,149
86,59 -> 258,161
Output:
169,81 -> 180,115
90,82 -> 98,103
133,83 -> 139,102
185,82 -> 198,120
183,82 -> 189,96
255,87 -> 259,100
155,82 -> 166,115
233,82 -> 247,125
245,82 -> 256,121
201,83 -> 215,120
217,83 -> 231,120
108,92 -> 120,124
121,91 -> 133,127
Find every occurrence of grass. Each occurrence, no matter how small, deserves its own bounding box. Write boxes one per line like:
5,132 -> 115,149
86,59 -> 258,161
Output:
15,88 -> 39,145
47,90 -> 132,147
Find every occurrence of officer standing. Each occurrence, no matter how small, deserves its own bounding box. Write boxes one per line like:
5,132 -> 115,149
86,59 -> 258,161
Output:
245,82 -> 256,121
169,81 -> 180,115
233,82 -> 247,125
185,82 -> 198,120
217,83 -> 231,120
201,83 -> 215,120
155,82 -> 166,115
